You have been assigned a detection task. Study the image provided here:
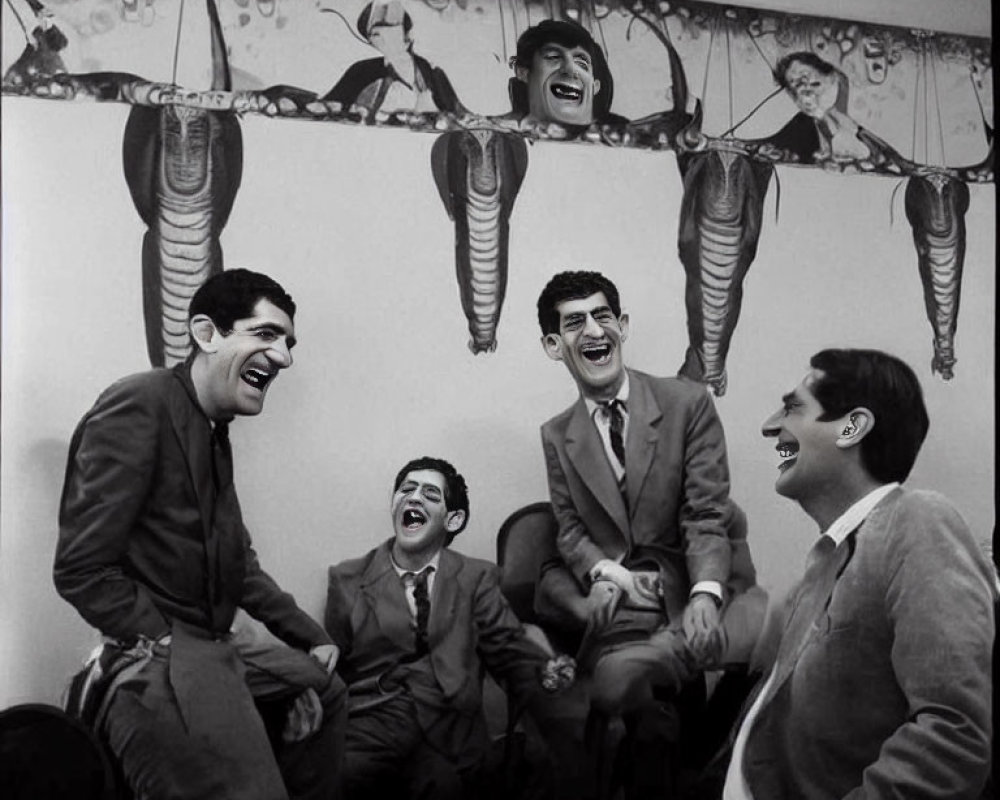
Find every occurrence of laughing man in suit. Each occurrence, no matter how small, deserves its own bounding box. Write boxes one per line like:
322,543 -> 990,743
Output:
324,456 -> 572,799
534,270 -> 762,796
723,348 -> 994,799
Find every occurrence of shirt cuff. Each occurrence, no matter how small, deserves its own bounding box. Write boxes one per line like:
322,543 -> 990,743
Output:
690,581 -> 723,604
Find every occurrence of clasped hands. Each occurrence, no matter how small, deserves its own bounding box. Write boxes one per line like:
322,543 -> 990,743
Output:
281,643 -> 340,743
586,560 -> 725,666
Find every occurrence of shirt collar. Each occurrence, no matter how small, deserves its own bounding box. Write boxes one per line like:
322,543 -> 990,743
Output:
390,549 -> 441,578
583,371 -> 630,418
823,482 -> 899,545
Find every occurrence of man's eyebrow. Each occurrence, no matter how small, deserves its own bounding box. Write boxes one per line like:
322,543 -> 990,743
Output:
781,391 -> 797,406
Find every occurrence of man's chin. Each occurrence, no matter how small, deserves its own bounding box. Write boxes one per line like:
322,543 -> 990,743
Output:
539,102 -> 593,127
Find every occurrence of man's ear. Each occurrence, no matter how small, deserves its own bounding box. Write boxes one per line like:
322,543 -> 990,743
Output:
593,78 -> 602,96
514,64 -> 530,84
541,333 -> 564,362
190,314 -> 221,355
835,407 -> 874,449
445,510 -> 466,533
618,312 -> 629,341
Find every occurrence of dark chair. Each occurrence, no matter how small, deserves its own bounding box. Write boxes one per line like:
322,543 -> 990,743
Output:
0,703 -> 119,800
496,502 -> 603,799
496,501 -> 559,624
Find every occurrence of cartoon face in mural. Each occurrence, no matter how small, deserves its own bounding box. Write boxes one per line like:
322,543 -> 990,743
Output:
776,52 -> 842,119
320,0 -> 462,115
518,42 -> 602,127
368,22 -> 409,62
510,19 -> 615,127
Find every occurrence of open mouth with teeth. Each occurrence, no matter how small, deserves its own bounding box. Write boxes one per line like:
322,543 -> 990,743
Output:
402,508 -> 427,530
777,441 -> 799,470
581,342 -> 612,365
241,366 -> 274,391
550,82 -> 583,103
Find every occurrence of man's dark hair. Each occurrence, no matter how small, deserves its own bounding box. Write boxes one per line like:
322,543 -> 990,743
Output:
394,456 -> 470,540
357,2 -> 413,39
810,349 -> 929,484
537,270 -> 622,335
510,19 -> 614,121
188,269 -> 296,334
773,51 -> 836,89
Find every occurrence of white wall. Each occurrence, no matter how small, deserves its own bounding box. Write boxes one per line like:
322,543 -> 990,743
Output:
2,92 -> 994,707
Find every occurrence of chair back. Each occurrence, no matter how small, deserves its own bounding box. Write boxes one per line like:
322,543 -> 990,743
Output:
496,501 -> 559,624
0,703 -> 118,800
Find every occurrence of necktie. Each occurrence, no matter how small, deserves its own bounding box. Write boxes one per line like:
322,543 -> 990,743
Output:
211,422 -> 233,491
404,567 -> 433,656
600,399 -> 626,469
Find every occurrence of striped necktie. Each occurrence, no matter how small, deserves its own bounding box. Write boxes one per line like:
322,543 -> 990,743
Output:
600,399 -> 626,469
403,567 -> 433,656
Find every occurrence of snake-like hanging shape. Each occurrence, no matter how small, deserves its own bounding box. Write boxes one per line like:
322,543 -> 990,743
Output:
903,171 -> 970,380
122,0 -> 242,367
676,143 -> 773,396
431,129 -> 528,354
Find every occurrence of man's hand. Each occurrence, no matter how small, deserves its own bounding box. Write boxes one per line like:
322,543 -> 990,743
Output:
683,594 -> 724,666
592,560 -> 635,593
282,688 -> 323,742
585,580 -> 622,630
309,643 -> 339,674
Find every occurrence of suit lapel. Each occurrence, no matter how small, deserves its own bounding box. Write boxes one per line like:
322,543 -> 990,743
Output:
168,367 -> 214,545
624,371 -> 662,519
565,397 -> 629,536
360,543 -> 416,652
428,549 -> 461,647
762,532 -> 857,706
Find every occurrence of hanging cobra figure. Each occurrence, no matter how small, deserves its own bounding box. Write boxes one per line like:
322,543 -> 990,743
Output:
430,129 -> 528,354
903,170 -> 970,380
122,0 -> 242,367
675,141 -> 774,396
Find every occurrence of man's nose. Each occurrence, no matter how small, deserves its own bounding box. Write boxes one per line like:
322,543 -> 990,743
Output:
270,339 -> 293,368
761,409 -> 781,438
582,314 -> 604,337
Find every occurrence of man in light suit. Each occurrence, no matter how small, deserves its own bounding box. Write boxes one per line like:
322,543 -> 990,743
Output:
723,348 -> 994,799
534,270 -> 762,796
325,456 -> 573,800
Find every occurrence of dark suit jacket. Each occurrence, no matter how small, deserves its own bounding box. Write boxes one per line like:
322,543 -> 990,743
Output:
743,488 -> 995,799
325,542 -> 551,767
538,368 -> 734,624
54,363 -> 330,650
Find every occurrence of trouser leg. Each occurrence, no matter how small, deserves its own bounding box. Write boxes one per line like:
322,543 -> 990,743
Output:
103,649 -> 286,800
587,629 -> 698,799
343,694 -> 424,799
589,627 -> 696,714
238,636 -> 347,800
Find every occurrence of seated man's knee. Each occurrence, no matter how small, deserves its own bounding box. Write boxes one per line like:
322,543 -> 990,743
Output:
589,660 -> 643,713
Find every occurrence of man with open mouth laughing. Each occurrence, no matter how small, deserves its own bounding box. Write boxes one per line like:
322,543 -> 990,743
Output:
55,269 -> 346,800
533,270 -> 763,797
722,349 -> 994,800
508,19 -> 627,131
324,457 -> 577,799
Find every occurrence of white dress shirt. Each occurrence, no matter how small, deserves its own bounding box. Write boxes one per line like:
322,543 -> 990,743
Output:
390,551 -> 441,620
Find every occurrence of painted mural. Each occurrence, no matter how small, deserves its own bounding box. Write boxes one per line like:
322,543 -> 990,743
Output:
1,0 -> 993,389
